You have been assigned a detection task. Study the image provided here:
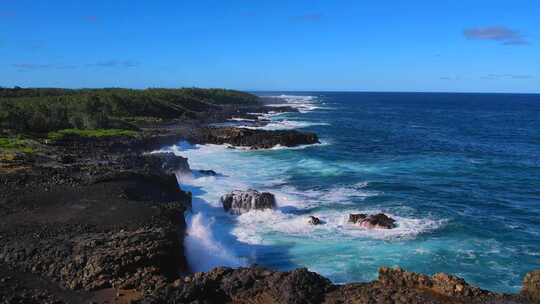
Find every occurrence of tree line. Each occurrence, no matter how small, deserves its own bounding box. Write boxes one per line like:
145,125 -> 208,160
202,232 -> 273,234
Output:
0,87 -> 259,134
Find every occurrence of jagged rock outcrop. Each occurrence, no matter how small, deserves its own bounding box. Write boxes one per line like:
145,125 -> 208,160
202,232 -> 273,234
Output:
194,127 -> 320,149
523,270 -> 540,303
143,152 -> 191,175
1,224 -> 183,292
377,267 -> 499,302
141,266 -> 528,304
198,169 -> 218,176
221,189 -> 276,214
142,267 -> 334,304
348,213 -> 396,229
308,216 -> 322,225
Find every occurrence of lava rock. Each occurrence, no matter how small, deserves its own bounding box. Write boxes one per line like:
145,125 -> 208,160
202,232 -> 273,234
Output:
348,213 -> 368,224
195,127 -> 320,149
221,189 -> 276,214
143,266 -> 333,304
198,169 -> 218,176
142,266 -> 523,304
308,216 -> 322,225
142,152 -> 191,175
348,213 -> 396,229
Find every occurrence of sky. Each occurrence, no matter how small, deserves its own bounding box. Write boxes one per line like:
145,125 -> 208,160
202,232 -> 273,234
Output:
0,0 -> 539,93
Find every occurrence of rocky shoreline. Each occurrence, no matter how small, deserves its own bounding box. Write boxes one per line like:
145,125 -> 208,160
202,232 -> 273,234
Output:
1,101 -> 539,303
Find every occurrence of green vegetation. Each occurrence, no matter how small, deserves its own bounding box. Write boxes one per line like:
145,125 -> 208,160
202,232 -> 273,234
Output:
0,87 -> 259,134
120,116 -> 164,124
0,137 -> 35,154
47,129 -> 139,141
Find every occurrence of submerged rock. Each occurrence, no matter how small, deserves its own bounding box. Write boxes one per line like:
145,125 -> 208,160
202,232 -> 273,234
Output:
348,213 -> 396,229
308,216 -> 322,225
221,189 -> 276,214
198,169 -> 218,176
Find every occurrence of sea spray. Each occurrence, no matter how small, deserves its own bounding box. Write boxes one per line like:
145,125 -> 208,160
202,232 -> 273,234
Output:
184,213 -> 246,272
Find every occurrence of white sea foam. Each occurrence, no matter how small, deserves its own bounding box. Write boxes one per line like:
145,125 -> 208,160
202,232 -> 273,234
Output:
318,182 -> 379,203
161,114 -> 445,279
240,119 -> 330,131
229,117 -> 257,122
335,211 -> 446,240
185,213 -> 246,272
231,208 -> 445,245
263,94 -> 331,114
164,142 -> 382,211
268,140 -> 330,151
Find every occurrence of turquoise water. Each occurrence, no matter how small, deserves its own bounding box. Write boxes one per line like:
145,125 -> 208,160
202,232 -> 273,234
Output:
167,92 -> 540,293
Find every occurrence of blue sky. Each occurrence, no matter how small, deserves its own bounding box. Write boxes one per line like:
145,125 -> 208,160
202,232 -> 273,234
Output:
0,0 -> 539,92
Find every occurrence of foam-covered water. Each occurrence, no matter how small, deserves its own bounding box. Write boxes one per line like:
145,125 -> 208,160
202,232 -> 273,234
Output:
166,92 -> 540,292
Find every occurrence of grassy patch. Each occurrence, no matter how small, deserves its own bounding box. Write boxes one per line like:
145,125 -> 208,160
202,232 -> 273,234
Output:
47,129 -> 139,141
0,137 -> 35,153
119,116 -> 164,125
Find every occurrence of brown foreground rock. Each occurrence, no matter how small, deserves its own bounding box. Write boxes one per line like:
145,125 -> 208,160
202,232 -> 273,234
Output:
141,266 -> 532,304
523,270 -> 540,303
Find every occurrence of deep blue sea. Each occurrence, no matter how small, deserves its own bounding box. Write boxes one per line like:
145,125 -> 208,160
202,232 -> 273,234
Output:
166,92 -> 540,293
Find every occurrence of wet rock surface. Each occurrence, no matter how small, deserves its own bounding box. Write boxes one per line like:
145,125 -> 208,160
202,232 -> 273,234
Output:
221,189 -> 276,214
308,216 -> 322,225
348,213 -> 397,229
192,127 -> 320,149
142,152 -> 191,175
197,169 -> 218,176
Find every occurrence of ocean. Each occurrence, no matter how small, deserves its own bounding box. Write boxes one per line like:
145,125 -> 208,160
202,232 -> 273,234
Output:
163,92 -> 540,293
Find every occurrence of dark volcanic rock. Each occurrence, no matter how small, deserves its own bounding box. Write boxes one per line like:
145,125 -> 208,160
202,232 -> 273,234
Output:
143,152 -> 191,175
198,169 -> 218,176
142,266 -> 525,304
348,213 -> 396,229
1,225 -> 183,291
1,145 -> 191,300
143,267 -> 334,304
348,213 -> 367,224
221,189 -> 276,214
308,216 -> 322,225
194,127 -> 319,149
